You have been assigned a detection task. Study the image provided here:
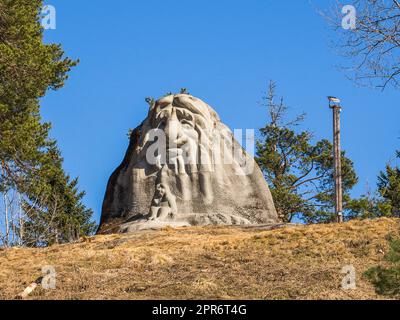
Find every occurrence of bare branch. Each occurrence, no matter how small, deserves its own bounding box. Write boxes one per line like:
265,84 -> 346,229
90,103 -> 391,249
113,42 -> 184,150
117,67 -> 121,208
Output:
324,0 -> 400,90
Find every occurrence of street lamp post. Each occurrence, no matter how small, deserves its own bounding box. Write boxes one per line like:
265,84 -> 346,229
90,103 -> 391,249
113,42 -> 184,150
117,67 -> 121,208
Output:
328,96 -> 343,223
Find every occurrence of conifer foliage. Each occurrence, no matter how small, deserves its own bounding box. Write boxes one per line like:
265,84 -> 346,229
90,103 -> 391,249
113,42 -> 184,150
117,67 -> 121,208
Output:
0,0 -> 96,247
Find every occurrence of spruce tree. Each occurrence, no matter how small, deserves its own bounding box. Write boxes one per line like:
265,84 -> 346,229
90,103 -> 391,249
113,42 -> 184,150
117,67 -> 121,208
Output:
0,0 -> 96,246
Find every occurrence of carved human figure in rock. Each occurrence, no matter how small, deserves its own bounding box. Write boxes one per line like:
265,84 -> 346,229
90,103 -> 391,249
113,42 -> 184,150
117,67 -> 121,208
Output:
98,94 -> 279,233
148,182 -> 177,221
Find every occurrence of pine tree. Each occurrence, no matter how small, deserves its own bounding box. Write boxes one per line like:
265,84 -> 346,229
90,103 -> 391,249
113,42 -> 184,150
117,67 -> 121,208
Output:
0,0 -> 96,246
365,152 -> 400,296
256,81 -> 358,223
377,151 -> 400,217
366,237 -> 400,297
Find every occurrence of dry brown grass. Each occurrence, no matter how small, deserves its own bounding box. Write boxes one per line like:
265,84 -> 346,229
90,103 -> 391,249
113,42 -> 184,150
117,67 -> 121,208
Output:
1,218 -> 399,300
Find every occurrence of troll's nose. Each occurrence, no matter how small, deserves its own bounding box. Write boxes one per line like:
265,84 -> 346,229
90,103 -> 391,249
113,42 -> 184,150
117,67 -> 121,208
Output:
165,108 -> 183,146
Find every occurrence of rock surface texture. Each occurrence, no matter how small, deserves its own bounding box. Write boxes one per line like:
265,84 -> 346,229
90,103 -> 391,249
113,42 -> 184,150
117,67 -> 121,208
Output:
98,94 -> 278,234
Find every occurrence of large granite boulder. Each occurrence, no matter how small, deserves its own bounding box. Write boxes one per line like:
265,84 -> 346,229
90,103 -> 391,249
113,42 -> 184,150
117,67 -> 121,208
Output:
98,94 -> 278,233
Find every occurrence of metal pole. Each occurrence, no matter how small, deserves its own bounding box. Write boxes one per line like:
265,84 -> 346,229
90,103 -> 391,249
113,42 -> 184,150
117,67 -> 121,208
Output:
332,105 -> 343,223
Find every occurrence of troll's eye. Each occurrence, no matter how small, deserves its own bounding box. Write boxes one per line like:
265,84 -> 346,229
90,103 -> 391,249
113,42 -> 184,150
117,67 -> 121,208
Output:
181,120 -> 193,129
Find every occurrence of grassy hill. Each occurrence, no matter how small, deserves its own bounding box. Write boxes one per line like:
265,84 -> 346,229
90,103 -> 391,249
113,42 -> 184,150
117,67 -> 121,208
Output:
1,218 -> 399,300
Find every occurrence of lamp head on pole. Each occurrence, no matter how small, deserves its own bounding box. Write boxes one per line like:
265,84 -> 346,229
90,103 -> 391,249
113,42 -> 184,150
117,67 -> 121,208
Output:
328,96 -> 341,109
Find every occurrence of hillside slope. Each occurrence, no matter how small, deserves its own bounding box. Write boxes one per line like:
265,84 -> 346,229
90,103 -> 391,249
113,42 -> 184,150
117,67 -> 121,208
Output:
1,218 -> 399,300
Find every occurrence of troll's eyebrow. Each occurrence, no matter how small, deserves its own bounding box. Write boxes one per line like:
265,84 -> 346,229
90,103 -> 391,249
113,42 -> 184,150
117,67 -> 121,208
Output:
176,108 -> 195,123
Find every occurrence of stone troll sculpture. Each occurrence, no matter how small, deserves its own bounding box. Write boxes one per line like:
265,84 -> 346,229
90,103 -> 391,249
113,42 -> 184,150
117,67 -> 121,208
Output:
98,94 -> 278,233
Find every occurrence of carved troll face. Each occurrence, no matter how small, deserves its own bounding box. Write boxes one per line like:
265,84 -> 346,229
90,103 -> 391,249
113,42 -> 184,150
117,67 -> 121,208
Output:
144,94 -> 216,175
142,94 -> 251,176
98,94 -> 278,233
137,94 -> 254,207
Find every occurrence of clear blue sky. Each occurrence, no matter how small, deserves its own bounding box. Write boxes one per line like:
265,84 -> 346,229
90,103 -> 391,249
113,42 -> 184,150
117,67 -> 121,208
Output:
41,0 -> 399,224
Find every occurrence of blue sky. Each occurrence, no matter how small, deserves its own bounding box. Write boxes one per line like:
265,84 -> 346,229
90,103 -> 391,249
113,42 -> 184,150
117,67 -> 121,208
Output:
41,0 -> 399,224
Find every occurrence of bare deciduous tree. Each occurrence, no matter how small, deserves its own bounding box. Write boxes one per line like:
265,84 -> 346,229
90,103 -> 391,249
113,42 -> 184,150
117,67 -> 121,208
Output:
0,187 -> 60,248
326,0 -> 400,90
0,189 -> 23,247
